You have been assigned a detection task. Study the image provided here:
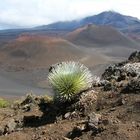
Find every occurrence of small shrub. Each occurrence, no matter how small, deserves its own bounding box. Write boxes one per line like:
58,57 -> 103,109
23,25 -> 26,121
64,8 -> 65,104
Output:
0,98 -> 9,108
48,61 -> 93,102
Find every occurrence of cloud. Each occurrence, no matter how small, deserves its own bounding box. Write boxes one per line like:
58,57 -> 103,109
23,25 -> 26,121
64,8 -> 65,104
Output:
0,0 -> 140,29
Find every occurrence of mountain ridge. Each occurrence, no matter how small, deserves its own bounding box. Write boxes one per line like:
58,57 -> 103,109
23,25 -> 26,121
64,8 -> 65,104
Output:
36,11 -> 140,32
0,11 -> 140,41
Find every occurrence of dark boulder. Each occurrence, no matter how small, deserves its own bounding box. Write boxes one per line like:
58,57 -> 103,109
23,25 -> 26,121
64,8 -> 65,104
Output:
128,51 -> 140,62
121,76 -> 140,94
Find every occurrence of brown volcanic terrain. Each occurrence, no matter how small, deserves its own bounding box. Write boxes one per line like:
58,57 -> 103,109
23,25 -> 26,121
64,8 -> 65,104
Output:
0,35 -> 82,68
0,51 -> 140,140
0,34 -> 108,96
66,24 -> 139,48
0,25 -> 139,69
0,34 -> 109,69
0,25 -> 139,97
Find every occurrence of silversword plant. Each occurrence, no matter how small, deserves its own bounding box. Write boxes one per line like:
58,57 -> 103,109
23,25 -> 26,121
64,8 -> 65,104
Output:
48,61 -> 93,102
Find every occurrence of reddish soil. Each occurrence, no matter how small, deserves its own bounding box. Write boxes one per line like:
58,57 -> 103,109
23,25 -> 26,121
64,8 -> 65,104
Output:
0,89 -> 139,140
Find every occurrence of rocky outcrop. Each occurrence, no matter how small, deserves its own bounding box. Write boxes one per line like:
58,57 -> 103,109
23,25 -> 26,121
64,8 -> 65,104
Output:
101,51 -> 140,94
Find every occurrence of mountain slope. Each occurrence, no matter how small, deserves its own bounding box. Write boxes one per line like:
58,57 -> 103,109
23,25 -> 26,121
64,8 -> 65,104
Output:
0,35 -> 85,68
36,11 -> 140,33
0,34 -> 108,69
66,24 -> 139,47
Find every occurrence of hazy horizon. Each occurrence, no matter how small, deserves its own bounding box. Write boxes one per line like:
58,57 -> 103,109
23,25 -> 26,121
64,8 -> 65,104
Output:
0,0 -> 140,30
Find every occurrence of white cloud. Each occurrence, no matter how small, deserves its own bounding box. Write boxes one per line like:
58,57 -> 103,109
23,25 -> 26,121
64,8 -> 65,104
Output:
0,0 -> 140,29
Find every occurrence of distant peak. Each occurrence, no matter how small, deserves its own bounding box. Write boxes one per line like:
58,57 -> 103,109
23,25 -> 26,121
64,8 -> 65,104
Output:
99,10 -> 121,15
106,10 -> 119,13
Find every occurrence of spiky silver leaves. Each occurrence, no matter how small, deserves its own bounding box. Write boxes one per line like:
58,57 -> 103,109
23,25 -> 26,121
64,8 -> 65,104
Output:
48,61 -> 93,102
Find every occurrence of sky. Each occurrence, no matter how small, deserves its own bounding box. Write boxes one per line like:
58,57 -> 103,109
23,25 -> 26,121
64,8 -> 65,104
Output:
0,0 -> 140,29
